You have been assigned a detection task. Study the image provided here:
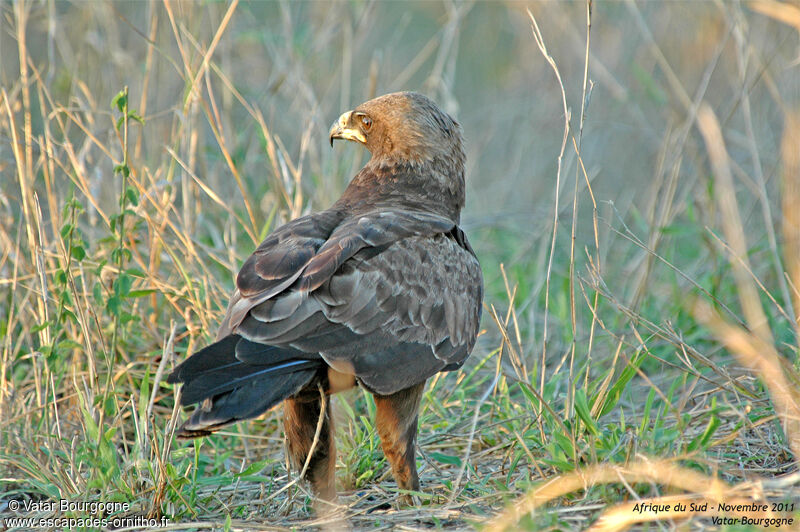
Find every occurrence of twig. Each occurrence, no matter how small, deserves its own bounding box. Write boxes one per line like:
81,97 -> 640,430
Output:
527,7 -> 571,406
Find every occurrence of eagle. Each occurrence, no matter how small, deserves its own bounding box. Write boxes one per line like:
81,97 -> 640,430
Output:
168,91 -> 483,503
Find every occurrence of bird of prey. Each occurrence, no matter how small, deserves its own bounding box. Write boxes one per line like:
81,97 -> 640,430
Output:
168,91 -> 483,503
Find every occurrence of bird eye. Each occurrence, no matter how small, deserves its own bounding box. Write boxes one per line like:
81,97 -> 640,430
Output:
360,115 -> 372,131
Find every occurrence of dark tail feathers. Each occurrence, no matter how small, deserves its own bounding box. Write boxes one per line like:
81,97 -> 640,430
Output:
168,335 -> 322,438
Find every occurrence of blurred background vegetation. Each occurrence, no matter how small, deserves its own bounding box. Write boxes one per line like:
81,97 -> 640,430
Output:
2,0 -> 800,529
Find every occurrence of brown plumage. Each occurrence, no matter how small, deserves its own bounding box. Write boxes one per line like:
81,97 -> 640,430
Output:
168,91 -> 483,504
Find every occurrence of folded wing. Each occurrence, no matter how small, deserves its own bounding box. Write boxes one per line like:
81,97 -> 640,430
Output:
169,208 -> 482,434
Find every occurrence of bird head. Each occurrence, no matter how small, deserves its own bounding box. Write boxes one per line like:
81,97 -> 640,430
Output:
329,92 -> 464,168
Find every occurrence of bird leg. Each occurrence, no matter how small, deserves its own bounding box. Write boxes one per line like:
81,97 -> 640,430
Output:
373,381 -> 426,505
284,388 -> 336,502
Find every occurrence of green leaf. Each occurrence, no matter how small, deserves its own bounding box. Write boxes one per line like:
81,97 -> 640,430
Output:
83,407 -> 100,442
62,309 -> 77,323
114,163 -> 130,177
111,247 -> 124,264
114,273 -> 134,298
517,381 -> 541,410
59,289 -> 74,306
71,245 -> 86,261
94,259 -> 108,276
120,311 -> 140,324
598,350 -> 645,417
553,432 -> 575,459
236,460 -> 270,477
104,396 -> 117,417
574,389 -> 600,437
31,320 -> 51,334
68,196 -> 84,212
125,268 -> 146,278
127,110 -> 145,125
127,289 -> 155,298
640,388 -> 656,434
106,294 -> 121,315
124,186 -> 139,207
60,223 -> 73,240
429,452 -> 462,467
93,282 -> 105,306
111,89 -> 127,112
689,400 -> 721,452
56,339 -> 83,352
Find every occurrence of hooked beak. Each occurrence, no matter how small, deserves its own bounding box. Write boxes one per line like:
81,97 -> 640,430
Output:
329,111 -> 367,147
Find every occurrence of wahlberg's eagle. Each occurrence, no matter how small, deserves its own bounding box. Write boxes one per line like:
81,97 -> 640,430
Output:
168,91 -> 483,502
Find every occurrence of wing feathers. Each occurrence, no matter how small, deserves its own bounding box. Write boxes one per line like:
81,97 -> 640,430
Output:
172,208 -> 483,432
176,368 -> 316,438
249,290 -> 306,322
168,334 -> 324,405
239,310 -> 329,344
236,211 -> 343,298
167,335 -> 241,384
181,358 -> 319,405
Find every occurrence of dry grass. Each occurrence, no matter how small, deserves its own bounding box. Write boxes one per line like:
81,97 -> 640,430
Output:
2,1 -> 800,530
